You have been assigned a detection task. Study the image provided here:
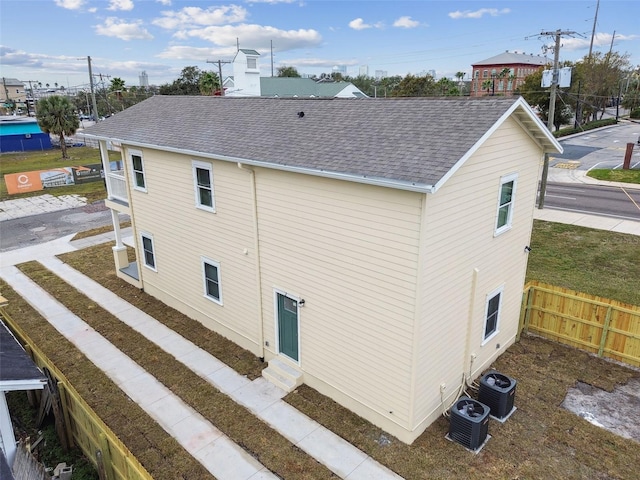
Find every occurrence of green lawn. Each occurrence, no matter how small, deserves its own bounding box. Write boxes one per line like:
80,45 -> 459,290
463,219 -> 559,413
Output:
0,146 -> 120,202
587,168 -> 640,184
526,220 -> 640,305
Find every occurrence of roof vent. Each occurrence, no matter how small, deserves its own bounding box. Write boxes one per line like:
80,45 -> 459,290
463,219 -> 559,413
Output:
297,111 -> 305,118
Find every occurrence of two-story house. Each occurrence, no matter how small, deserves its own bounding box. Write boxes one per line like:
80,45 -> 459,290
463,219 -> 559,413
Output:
81,96 -> 561,443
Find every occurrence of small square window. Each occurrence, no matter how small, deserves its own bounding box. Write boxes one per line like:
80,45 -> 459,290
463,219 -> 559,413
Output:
140,232 -> 157,271
495,173 -> 517,235
247,58 -> 257,69
202,258 -> 222,304
192,161 -> 215,212
483,288 -> 502,342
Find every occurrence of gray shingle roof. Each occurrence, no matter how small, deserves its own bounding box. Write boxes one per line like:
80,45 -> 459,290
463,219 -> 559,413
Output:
81,96 -> 554,189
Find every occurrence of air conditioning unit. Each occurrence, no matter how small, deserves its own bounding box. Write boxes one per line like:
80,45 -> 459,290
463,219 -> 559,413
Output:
478,371 -> 517,421
448,397 -> 490,451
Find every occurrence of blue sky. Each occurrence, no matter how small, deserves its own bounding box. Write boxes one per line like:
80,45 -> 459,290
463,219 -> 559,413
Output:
0,0 -> 638,90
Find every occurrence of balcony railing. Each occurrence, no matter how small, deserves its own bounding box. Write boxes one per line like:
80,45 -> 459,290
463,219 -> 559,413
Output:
106,170 -> 128,203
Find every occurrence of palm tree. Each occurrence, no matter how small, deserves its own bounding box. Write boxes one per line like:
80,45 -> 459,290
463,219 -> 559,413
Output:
455,71 -> 466,96
198,71 -> 219,96
481,79 -> 493,95
498,67 -> 511,95
36,95 -> 80,159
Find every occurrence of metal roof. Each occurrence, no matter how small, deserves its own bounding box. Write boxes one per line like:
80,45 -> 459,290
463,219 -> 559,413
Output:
473,52 -> 550,66
80,95 -> 561,193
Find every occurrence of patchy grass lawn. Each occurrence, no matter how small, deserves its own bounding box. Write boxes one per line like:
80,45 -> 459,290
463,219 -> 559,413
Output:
0,280 -> 212,479
0,147 -> 119,202
71,220 -> 131,241
287,335 -> 639,480
526,220 -> 640,305
587,168 -> 640,184
16,260 -> 337,480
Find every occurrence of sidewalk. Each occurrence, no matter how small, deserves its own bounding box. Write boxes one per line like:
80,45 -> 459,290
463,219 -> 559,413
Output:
0,234 -> 401,479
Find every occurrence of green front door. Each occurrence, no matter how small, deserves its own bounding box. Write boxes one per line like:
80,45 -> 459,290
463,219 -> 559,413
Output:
277,293 -> 299,361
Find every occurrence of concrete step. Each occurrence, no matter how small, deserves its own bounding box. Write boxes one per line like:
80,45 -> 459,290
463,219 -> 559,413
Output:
262,358 -> 303,393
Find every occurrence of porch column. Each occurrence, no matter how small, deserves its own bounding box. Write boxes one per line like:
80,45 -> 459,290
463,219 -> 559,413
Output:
111,209 -> 129,270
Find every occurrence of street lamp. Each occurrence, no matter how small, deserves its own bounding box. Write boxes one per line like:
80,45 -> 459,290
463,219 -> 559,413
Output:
491,72 -> 497,96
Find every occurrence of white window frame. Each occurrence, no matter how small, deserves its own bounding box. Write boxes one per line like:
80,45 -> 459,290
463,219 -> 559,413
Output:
495,173 -> 518,236
140,232 -> 157,272
201,257 -> 223,305
482,285 -> 504,345
192,160 -> 216,212
129,149 -> 147,193
246,57 -> 257,69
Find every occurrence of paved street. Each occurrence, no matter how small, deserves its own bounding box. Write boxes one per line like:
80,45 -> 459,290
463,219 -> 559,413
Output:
553,121 -> 640,170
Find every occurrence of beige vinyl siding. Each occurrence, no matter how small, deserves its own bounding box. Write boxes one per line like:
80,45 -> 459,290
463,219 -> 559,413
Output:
256,170 -> 422,426
125,147 -> 262,354
412,117 -> 541,429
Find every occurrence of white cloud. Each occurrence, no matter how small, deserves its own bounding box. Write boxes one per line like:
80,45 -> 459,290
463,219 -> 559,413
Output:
560,32 -> 639,51
349,18 -> 370,30
108,0 -> 134,11
393,16 -> 419,29
448,8 -> 510,19
54,0 -> 86,10
153,5 -> 247,30
156,45 -> 220,60
182,24 -> 322,51
156,0 -> 171,5
348,18 -> 384,30
95,18 -> 153,41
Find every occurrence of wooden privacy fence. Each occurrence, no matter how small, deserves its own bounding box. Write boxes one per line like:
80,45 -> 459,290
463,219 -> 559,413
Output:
520,281 -> 640,367
0,307 -> 152,480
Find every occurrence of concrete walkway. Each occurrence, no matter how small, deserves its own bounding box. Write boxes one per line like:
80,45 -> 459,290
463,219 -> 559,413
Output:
0,194 -> 87,221
0,237 -> 402,479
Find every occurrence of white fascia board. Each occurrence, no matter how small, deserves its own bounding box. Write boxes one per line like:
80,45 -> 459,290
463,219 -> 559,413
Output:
79,134 -> 435,194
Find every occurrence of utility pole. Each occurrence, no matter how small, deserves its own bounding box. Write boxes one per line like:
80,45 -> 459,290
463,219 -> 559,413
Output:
588,0 -> 600,61
206,59 -> 231,96
538,29 -> 578,209
271,40 -> 274,78
87,56 -> 99,121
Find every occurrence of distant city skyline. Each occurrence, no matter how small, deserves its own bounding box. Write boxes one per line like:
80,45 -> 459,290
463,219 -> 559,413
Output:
1,0 -> 638,89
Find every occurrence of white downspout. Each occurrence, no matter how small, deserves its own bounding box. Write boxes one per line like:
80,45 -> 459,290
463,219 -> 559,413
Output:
237,163 -> 265,360
464,268 -> 480,384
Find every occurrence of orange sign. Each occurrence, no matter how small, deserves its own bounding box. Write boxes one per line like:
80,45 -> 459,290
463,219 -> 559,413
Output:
4,171 -> 44,194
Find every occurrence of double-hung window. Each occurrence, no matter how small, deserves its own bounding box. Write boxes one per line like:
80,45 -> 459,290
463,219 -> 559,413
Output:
130,150 -> 146,192
483,286 -> 503,344
192,161 -> 215,212
495,173 -> 517,235
140,232 -> 157,271
202,258 -> 222,305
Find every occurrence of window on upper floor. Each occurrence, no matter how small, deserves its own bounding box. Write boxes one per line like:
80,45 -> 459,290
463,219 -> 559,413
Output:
140,232 -> 157,271
130,150 -> 146,192
495,173 -> 518,235
192,160 -> 215,212
202,257 -> 222,304
483,286 -> 503,343
247,58 -> 257,69
475,70 -> 480,78
483,70 -> 488,78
